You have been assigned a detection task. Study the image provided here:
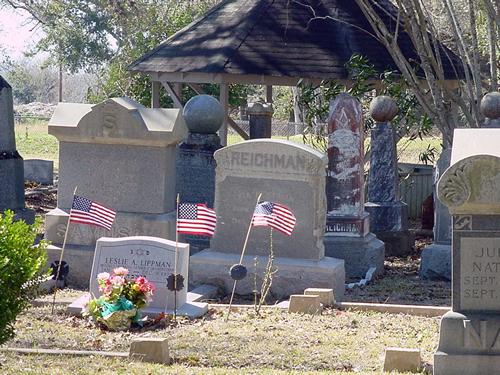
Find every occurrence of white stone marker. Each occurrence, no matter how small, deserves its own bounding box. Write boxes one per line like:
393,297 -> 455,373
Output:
70,236 -> 208,318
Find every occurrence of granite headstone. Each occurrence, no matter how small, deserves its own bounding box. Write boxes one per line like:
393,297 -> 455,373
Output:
176,95 -> 223,253
190,139 -> 345,299
44,97 -> 187,286
420,149 -> 452,280
365,96 -> 413,256
323,93 -> 384,279
434,100 -> 500,374
69,236 -> 208,318
0,75 -> 34,223
247,102 -> 273,139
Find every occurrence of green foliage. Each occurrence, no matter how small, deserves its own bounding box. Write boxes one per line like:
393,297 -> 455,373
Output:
298,54 -> 433,157
0,211 -> 48,345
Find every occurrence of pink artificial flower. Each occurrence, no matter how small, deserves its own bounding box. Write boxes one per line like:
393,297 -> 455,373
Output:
110,275 -> 125,286
97,272 -> 110,281
113,267 -> 129,276
135,276 -> 146,285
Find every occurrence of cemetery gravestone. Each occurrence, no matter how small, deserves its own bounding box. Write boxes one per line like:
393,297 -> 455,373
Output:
420,149 -> 452,280
434,96 -> 500,374
176,95 -> 223,253
365,96 -> 413,256
0,76 -> 34,223
69,236 -> 208,318
45,97 -> 187,286
190,139 -> 345,299
247,102 -> 273,139
323,93 -> 384,279
24,159 -> 54,185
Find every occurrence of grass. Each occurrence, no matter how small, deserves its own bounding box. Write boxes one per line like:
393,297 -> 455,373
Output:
14,120 -> 441,168
0,303 -> 438,374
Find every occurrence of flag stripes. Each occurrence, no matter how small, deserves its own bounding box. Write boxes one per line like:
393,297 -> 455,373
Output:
177,203 -> 217,237
251,201 -> 296,236
70,196 -> 116,230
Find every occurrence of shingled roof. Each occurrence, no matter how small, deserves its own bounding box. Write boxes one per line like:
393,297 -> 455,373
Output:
129,0 -> 463,83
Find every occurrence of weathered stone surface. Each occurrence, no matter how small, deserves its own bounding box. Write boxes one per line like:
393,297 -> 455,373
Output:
324,233 -> 384,279
0,76 -> 16,151
326,93 -> 365,218
90,236 -> 189,311
176,132 -> 221,253
24,159 -> 54,185
420,149 -> 452,280
46,97 -> 186,287
434,135 -> 500,374
57,142 -> 177,213
247,102 -> 273,139
366,97 -> 411,256
304,288 -> 335,306
369,95 -> 398,123
183,95 -> 224,134
435,311 -> 500,375
189,250 -> 345,300
288,294 -> 322,314
0,75 -> 34,223
129,338 -> 171,364
323,93 -> 384,277
210,139 -> 327,260
45,208 -> 176,246
481,92 -> 500,128
419,243 -> 451,281
433,149 -> 452,244
383,347 -> 420,372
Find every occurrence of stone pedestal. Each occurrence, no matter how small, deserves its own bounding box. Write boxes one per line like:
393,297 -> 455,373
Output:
0,76 -> 34,223
434,124 -> 500,374
420,149 -> 452,280
190,139 -> 345,299
366,97 -> 412,256
247,102 -> 272,139
323,93 -> 384,279
176,95 -> 223,253
45,97 -> 186,286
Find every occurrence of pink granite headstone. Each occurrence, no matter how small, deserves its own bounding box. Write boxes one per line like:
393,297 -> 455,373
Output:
325,93 -> 369,237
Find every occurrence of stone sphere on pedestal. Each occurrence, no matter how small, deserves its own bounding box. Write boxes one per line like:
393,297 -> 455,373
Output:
183,95 -> 224,134
370,96 -> 398,123
481,92 -> 500,120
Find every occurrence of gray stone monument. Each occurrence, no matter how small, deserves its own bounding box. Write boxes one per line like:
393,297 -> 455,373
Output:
176,95 -> 223,253
247,102 -> 273,139
434,124 -> 500,374
482,92 -> 500,128
420,148 -> 452,280
0,76 -> 34,223
365,96 -> 413,256
190,139 -> 345,299
24,159 -> 54,185
45,97 -> 187,286
68,236 -> 208,318
323,93 -> 384,279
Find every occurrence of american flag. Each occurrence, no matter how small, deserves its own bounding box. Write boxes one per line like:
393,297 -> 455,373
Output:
251,201 -> 296,236
177,203 -> 217,237
69,195 -> 116,230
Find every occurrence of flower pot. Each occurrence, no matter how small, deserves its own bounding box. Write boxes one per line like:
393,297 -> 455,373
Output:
99,308 -> 137,331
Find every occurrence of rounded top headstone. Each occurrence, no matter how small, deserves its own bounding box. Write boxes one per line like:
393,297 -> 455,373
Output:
183,95 -> 224,134
247,102 -> 273,116
481,92 -> 500,120
370,96 -> 398,122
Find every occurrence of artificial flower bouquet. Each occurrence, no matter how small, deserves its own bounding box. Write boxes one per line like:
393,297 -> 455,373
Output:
85,267 -> 155,331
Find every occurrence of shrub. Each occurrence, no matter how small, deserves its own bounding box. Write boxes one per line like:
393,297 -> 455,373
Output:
0,210 -> 48,345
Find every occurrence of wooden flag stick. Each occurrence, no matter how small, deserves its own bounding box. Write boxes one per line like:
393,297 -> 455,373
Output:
51,186 -> 78,314
174,193 -> 180,321
226,192 -> 262,321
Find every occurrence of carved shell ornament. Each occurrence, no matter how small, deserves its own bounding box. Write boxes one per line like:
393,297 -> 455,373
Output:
439,161 -> 472,207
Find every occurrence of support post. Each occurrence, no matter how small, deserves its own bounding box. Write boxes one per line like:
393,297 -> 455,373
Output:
219,83 -> 229,146
151,81 -> 161,108
266,85 -> 273,104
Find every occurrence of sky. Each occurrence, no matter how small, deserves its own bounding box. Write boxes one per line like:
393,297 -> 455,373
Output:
0,6 -> 44,59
